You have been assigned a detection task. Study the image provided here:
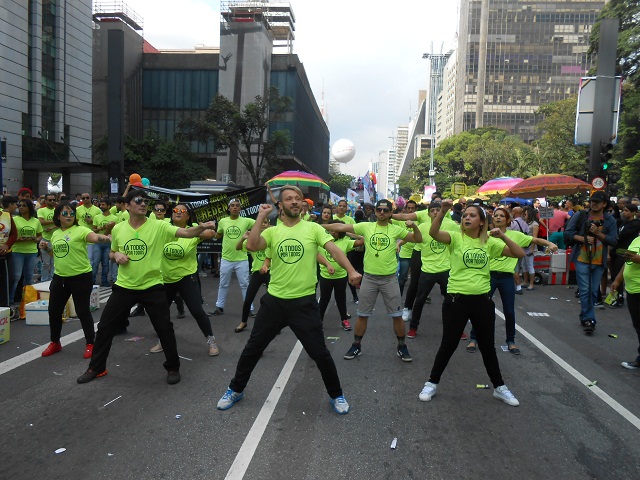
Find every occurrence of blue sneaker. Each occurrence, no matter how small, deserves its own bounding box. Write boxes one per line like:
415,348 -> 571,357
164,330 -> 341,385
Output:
330,395 -> 350,414
217,388 -> 244,410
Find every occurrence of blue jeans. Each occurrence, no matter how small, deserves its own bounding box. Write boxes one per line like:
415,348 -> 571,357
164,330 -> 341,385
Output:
397,257 -> 411,296
216,259 -> 250,309
574,260 -> 604,324
40,241 -> 55,282
471,272 -> 517,344
92,242 -> 111,286
10,252 -> 37,302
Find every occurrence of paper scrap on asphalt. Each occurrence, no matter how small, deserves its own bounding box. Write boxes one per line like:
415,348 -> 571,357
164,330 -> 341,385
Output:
124,336 -> 144,342
53,372 -> 63,376
326,336 -> 340,340
608,334 -> 619,339
103,395 -> 122,408
527,312 -> 549,317
550,297 -> 558,300
501,345 -> 509,352
55,448 -> 66,454
179,356 -> 192,361
587,381 -> 598,387
390,438 -> 397,449
175,415 -> 181,419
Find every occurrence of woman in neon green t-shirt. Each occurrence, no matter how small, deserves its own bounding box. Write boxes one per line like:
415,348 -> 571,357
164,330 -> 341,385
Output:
418,201 -> 525,407
10,199 -> 43,305
39,201 -> 111,359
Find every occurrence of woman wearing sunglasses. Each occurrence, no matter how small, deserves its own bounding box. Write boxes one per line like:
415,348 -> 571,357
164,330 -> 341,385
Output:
39,201 -> 111,358
10,199 -> 43,307
149,204 -> 219,356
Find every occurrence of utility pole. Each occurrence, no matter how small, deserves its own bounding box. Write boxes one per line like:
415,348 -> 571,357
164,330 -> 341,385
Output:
589,18 -> 619,180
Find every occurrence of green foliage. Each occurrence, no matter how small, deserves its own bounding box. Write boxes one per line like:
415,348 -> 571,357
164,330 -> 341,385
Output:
328,173 -> 355,196
124,130 -> 213,190
180,86 -> 292,186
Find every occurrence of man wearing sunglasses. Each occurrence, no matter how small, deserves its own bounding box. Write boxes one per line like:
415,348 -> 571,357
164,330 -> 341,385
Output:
323,199 -> 422,362
77,190 -> 217,385
76,193 -> 101,260
37,194 -> 58,281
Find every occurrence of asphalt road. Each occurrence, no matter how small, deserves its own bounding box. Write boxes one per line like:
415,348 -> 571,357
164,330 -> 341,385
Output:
2,275 -> 640,480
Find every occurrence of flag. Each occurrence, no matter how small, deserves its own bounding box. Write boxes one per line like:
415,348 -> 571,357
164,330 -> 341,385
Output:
329,191 -> 342,205
346,188 -> 359,206
363,188 -> 371,204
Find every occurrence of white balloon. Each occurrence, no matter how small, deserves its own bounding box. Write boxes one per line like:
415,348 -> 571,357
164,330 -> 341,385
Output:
331,139 -> 356,164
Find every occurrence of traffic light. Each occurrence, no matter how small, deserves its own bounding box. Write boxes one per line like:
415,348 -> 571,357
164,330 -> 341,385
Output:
600,140 -> 613,171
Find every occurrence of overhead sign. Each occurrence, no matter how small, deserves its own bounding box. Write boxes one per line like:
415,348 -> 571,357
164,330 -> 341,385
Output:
575,76 -> 622,145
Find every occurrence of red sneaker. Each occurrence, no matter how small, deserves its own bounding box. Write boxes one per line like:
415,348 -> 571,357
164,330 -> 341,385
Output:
341,319 -> 352,331
83,344 -> 94,359
460,332 -> 469,341
42,342 -> 62,357
407,329 -> 417,339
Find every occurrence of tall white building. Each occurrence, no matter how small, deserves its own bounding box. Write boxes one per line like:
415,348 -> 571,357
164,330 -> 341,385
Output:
0,0 -> 95,194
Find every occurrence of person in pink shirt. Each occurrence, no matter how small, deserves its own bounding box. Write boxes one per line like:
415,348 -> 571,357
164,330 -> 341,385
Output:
543,202 -> 570,249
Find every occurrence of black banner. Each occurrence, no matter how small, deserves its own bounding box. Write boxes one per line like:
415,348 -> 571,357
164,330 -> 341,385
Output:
133,185 -> 266,253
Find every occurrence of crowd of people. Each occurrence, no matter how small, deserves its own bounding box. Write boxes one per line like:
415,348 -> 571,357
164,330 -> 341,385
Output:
4,184 -> 640,415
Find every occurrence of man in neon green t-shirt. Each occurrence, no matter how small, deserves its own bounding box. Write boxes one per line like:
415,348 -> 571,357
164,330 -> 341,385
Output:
323,199 -> 422,363
76,193 -> 101,261
37,193 -> 58,281
77,190 -> 216,386
209,198 -> 256,316
333,199 -> 355,225
91,198 -> 117,287
217,185 -> 362,415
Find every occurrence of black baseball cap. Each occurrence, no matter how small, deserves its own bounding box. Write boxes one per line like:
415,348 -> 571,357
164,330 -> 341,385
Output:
589,191 -> 608,203
375,199 -> 392,209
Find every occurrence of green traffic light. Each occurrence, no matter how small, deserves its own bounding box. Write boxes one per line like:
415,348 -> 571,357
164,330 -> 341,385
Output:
603,163 -> 609,170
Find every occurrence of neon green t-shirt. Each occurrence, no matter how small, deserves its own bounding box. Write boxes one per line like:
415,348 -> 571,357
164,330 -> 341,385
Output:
76,204 -> 101,230
93,211 -> 118,234
411,210 -> 431,252
490,230 -> 532,273
111,218 -> 179,290
623,236 -> 640,294
37,206 -> 57,241
392,219 -> 415,259
353,222 -> 408,276
240,238 -> 271,273
319,236 -> 356,279
12,216 -> 43,254
162,236 -> 201,283
50,226 -> 93,277
419,219 -> 458,274
218,216 -> 256,262
262,220 -> 333,299
447,231 -> 506,295
110,206 -> 130,223
333,214 -> 356,225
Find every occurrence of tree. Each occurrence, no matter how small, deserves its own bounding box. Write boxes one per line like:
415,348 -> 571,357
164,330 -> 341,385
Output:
123,129 -> 213,190
533,97 -> 589,176
328,173 -> 355,196
180,86 -> 292,187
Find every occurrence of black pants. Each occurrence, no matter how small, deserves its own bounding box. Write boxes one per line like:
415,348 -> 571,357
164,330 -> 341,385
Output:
0,254 -> 11,307
348,250 -> 363,300
229,293 -> 343,398
627,292 -> 640,362
318,276 -> 348,321
404,250 -> 422,309
48,272 -> 95,344
241,270 -> 270,323
165,273 -> 212,337
90,284 -> 179,373
410,270 -> 449,330
610,254 -> 626,300
429,293 -> 505,388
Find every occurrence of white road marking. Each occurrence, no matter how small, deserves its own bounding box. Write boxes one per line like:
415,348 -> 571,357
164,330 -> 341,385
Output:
497,308 -> 640,431
224,340 -> 304,480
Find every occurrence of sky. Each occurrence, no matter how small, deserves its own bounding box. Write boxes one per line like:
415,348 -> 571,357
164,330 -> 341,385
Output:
123,0 -> 460,177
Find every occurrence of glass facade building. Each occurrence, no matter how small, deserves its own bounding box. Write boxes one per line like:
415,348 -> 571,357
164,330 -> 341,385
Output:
455,0 -> 605,142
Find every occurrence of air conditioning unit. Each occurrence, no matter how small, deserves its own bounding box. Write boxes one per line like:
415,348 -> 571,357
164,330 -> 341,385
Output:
221,174 -> 232,183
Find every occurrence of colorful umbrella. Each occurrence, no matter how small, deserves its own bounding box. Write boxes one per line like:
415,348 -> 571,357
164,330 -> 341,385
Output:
477,177 -> 524,195
266,170 -> 330,191
504,174 -> 591,198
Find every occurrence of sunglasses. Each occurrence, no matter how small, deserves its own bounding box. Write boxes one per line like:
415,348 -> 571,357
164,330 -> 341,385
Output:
61,210 -> 76,217
376,208 -> 390,213
82,196 -> 90,200
154,208 -> 166,213
173,208 -> 188,214
132,197 -> 149,205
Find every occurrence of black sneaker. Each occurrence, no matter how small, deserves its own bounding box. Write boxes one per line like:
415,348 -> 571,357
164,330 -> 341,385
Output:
425,296 -> 431,304
209,307 -> 224,316
583,320 -> 595,334
77,368 -> 108,384
344,344 -> 362,360
621,361 -> 640,370
129,305 -> 145,317
397,344 -> 413,362
609,300 -> 623,309
167,370 -> 181,385
515,289 -> 523,295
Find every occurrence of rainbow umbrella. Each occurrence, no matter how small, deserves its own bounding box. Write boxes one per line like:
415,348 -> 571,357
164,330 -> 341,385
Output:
267,170 -> 330,191
477,177 -> 524,195
504,174 -> 591,198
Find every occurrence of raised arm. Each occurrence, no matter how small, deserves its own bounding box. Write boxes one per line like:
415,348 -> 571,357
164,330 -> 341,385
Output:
246,204 -> 271,252
429,200 -> 453,244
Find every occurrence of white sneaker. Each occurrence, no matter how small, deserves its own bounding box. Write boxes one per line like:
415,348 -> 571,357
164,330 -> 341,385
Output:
419,382 -> 437,402
493,385 -> 520,406
402,308 -> 411,322
207,336 -> 219,356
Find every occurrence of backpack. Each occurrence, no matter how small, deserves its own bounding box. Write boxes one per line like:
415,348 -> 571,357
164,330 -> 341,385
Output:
564,210 -> 587,247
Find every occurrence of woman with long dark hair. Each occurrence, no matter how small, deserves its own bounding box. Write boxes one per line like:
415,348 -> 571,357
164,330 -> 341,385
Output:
10,199 -> 42,305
